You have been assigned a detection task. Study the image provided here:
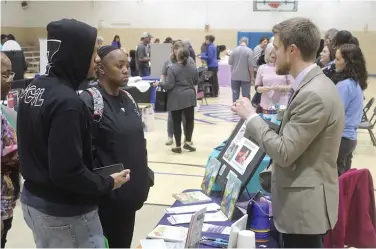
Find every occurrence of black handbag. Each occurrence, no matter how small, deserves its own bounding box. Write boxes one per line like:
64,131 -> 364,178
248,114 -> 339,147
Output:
154,86 -> 167,112
251,85 -> 262,112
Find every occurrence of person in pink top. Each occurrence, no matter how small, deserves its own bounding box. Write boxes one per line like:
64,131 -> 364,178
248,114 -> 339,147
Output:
255,44 -> 293,110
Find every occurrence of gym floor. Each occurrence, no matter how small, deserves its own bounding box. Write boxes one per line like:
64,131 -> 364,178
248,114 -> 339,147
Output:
7,80 -> 376,248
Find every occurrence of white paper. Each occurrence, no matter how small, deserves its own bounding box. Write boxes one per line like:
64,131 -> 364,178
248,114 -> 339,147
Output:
127,80 -> 151,92
165,242 -> 186,249
147,225 -> 188,242
165,203 -> 220,214
168,211 -> 228,225
140,239 -> 167,249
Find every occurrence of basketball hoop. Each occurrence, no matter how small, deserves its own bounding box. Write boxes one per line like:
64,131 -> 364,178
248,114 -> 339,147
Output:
253,0 -> 297,12
268,2 -> 281,9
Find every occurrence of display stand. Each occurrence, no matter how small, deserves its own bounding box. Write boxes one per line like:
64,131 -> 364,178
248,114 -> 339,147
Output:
150,43 -> 172,78
215,119 -> 266,195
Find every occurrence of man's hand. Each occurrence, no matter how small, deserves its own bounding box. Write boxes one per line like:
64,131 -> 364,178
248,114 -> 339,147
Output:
231,97 -> 256,120
110,169 -> 131,190
153,81 -> 159,87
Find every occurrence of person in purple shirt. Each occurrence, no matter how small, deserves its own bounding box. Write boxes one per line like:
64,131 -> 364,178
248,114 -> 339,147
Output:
333,43 -> 367,176
111,35 -> 121,48
198,35 -> 219,97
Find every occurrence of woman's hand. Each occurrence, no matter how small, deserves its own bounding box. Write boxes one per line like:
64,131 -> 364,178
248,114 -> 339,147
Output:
273,85 -> 290,92
153,81 -> 159,87
257,86 -> 272,94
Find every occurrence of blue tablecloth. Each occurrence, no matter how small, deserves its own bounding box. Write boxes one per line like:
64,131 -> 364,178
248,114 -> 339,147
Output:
156,189 -> 279,248
140,77 -> 160,109
141,76 -> 160,81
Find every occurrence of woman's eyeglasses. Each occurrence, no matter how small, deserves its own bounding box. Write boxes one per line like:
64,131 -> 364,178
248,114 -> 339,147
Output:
1,72 -> 15,82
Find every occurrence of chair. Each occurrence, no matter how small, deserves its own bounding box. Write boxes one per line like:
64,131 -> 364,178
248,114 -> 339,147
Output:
359,106 -> 376,146
197,70 -> 212,105
362,97 -> 375,122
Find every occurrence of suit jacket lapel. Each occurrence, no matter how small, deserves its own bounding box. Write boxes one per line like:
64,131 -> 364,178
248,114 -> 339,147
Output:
287,66 -> 324,109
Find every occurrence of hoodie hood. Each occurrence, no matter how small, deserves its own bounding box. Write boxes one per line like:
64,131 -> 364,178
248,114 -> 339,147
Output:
46,19 -> 97,89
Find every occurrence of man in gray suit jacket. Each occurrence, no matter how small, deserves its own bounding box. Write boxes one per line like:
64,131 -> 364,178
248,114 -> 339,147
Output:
232,17 -> 345,248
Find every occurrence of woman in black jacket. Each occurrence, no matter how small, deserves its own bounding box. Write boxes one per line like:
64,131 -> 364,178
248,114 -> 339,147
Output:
80,46 -> 153,248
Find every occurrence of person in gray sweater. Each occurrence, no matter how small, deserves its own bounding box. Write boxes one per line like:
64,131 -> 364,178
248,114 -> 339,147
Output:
155,46 -> 198,153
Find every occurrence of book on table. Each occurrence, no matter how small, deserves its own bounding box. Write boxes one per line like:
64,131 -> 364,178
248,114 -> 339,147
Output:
172,191 -> 211,205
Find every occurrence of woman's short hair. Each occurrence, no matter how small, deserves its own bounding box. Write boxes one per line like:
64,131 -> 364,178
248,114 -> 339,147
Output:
264,43 -> 275,64
324,28 -> 339,42
182,40 -> 192,49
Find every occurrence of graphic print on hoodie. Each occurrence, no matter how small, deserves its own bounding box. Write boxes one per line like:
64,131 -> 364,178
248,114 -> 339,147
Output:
17,19 -> 114,215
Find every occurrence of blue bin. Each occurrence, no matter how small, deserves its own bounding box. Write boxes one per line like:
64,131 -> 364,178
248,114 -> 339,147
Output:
249,201 -> 270,242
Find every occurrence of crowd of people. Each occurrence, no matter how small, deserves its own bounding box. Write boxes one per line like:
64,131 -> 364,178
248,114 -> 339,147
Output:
0,16 -> 370,249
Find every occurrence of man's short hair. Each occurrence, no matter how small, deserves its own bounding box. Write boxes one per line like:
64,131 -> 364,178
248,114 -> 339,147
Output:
205,35 -> 215,43
259,37 -> 269,44
272,17 -> 321,62
239,37 -> 248,45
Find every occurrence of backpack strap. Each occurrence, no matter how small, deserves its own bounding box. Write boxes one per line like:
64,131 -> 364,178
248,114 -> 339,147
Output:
85,87 -> 104,122
120,89 -> 141,117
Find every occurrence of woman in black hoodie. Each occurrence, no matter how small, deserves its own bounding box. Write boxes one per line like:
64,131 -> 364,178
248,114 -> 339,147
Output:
80,46 -> 154,248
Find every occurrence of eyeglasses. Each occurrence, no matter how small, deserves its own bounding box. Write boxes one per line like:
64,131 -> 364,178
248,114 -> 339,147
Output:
1,72 -> 15,82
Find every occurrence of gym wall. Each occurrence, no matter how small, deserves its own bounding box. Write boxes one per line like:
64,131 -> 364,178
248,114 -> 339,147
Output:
1,0 -> 375,74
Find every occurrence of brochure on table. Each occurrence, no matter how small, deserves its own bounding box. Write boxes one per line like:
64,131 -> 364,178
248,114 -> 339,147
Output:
185,207 -> 206,248
172,191 -> 211,205
147,208 -> 208,248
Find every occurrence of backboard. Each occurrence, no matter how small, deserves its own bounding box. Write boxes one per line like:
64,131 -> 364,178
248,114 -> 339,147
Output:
253,0 -> 298,12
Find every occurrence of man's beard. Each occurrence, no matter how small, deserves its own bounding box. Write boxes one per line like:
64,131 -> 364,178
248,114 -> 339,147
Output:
276,60 -> 291,75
